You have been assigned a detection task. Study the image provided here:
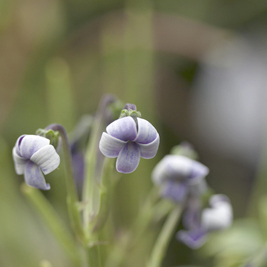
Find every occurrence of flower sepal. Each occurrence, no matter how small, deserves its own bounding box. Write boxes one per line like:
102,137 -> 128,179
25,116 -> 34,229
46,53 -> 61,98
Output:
36,128 -> 60,151
120,109 -> 142,120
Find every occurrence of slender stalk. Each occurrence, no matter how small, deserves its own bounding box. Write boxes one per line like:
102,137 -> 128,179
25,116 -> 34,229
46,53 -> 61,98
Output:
21,184 -> 81,266
146,205 -> 183,267
105,187 -> 164,267
46,124 -> 84,242
92,157 -> 114,232
83,95 -> 116,234
87,244 -> 102,267
86,158 -> 115,267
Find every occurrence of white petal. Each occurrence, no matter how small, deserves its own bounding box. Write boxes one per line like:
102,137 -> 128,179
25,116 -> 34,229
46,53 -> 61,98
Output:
12,147 -> 27,175
14,135 -> 26,156
139,133 -> 160,159
99,132 -> 126,158
30,145 -> 60,175
134,118 -> 158,144
201,194 -> 233,231
18,135 -> 50,159
152,155 -> 209,185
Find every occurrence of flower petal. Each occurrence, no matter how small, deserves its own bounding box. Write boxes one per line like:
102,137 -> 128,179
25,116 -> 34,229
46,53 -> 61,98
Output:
12,147 -> 28,175
161,181 -> 188,203
139,133 -> 160,159
152,155 -> 209,185
30,145 -> 60,175
99,132 -> 126,158
24,161 -> 50,190
201,194 -> 232,231
116,142 -> 140,173
106,117 -> 137,141
18,135 -> 50,159
189,160 -> 210,182
176,228 -> 207,249
134,118 -> 158,144
15,135 -> 26,156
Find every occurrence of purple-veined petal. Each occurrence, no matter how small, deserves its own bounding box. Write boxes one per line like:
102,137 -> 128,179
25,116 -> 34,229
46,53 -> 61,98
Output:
139,133 -> 160,159
15,135 -> 26,156
161,181 -> 188,203
134,118 -> 158,144
176,228 -> 207,249
30,145 -> 60,175
106,117 -> 137,141
24,161 -> 50,190
12,147 -> 28,175
17,135 -> 50,159
99,132 -> 126,158
116,142 -> 140,173
201,194 -> 232,231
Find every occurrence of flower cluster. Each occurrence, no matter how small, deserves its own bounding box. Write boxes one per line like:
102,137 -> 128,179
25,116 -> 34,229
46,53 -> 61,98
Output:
177,194 -> 233,249
12,135 -> 60,190
152,144 -> 233,249
11,100 -> 235,267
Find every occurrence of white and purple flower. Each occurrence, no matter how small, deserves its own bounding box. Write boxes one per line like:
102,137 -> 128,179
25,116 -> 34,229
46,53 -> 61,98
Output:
177,194 -> 233,249
12,135 -> 60,190
152,155 -> 209,203
99,116 -> 159,173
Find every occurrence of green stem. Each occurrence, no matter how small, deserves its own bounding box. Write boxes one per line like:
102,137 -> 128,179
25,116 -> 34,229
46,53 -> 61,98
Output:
87,244 -> 102,267
21,184 -> 81,266
146,205 -> 183,267
92,157 -> 114,232
86,158 -> 115,267
83,95 -> 116,235
105,187 -> 163,267
46,124 -> 84,242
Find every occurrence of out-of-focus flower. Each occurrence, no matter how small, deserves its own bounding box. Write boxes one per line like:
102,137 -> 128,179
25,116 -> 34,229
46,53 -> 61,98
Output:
177,194 -> 233,249
12,135 -> 60,190
152,155 -> 209,203
99,116 -> 159,173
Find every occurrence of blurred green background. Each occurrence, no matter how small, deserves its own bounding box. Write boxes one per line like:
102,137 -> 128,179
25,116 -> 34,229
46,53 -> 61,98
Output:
1,0 -> 267,266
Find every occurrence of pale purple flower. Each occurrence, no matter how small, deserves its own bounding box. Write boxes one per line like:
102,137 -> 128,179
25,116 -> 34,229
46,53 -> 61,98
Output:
12,135 -> 60,190
177,194 -> 233,249
99,116 -> 159,173
152,155 -> 209,203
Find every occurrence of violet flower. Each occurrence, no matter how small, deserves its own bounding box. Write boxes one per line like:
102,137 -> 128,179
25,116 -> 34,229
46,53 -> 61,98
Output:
177,194 -> 233,249
99,116 -> 159,173
152,155 -> 209,203
12,135 -> 60,190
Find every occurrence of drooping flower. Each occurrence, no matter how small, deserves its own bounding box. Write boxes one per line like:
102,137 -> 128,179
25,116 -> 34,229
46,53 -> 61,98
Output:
177,194 -> 233,249
12,135 -> 60,190
99,116 -> 159,173
152,154 -> 209,203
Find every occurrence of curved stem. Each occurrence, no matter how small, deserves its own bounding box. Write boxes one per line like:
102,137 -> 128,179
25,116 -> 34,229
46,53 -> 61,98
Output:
146,205 -> 183,267
45,124 -> 84,242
